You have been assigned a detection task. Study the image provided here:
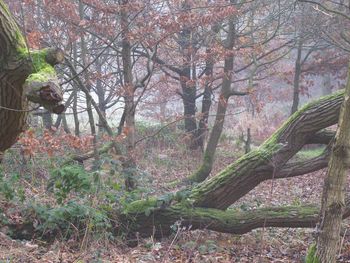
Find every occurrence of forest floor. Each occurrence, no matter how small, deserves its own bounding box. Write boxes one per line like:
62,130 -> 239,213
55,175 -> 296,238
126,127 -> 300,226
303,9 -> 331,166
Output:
1,135 -> 350,262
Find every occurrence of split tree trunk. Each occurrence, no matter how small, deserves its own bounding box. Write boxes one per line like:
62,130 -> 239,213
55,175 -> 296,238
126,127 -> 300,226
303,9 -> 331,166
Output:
190,91 -> 343,209
121,90 -> 344,238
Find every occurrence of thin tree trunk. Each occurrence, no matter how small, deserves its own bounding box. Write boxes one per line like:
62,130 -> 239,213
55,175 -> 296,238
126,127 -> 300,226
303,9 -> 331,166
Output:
72,43 -> 80,137
245,128 -> 251,154
95,57 -> 107,134
121,0 -> 137,190
322,73 -> 332,96
291,38 -> 303,115
79,0 -> 99,164
196,46 -> 215,150
61,113 -> 71,134
42,111 -> 53,130
54,92 -> 74,132
179,1 -> 198,149
189,14 -> 235,183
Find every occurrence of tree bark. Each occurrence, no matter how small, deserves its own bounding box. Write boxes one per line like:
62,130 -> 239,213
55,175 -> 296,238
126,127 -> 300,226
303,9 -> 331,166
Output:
190,91 -> 344,209
122,201 -> 319,238
196,77 -> 212,150
72,43 -> 80,136
179,1 -> 199,149
121,0 -> 137,190
291,36 -> 303,115
79,0 -> 99,164
313,63 -> 350,263
120,90 -> 345,239
121,197 -> 350,240
0,1 -> 64,154
190,10 -> 242,183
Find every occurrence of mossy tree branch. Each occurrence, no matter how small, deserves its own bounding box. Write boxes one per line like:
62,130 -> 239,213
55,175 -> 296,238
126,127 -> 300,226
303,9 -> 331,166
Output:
190,91 -> 344,209
118,90 -> 345,239
121,197 -> 350,239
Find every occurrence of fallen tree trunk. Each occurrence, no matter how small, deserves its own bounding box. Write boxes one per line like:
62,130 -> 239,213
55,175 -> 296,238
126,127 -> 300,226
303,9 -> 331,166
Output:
62,141 -> 115,165
122,203 -> 319,238
120,197 -> 350,239
118,91 -> 344,238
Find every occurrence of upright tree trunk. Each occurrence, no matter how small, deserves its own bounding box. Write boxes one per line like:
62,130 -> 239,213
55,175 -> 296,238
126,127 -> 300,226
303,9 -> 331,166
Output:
291,38 -> 303,115
311,63 -> 350,263
195,22 -> 219,151
121,0 -> 137,190
42,111 -> 53,130
72,43 -> 80,136
95,57 -> 107,134
190,14 -> 235,183
54,92 -> 74,133
61,113 -> 71,134
79,0 -> 99,164
244,128 -> 251,154
322,73 -> 332,96
196,80 -> 212,150
72,84 -> 80,136
179,1 -> 198,149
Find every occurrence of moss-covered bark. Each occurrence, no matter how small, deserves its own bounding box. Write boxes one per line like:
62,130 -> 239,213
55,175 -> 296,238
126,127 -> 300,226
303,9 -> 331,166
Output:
0,1 -> 64,153
122,201 -> 319,238
190,91 -> 343,209
117,90 -> 345,239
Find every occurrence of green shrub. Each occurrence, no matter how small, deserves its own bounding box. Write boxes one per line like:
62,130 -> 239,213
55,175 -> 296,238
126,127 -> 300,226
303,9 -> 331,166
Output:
0,168 -> 25,202
48,165 -> 91,204
27,200 -> 111,239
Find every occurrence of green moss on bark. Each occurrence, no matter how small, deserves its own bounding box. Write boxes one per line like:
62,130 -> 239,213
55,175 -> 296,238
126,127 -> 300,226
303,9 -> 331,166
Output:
123,197 -> 158,214
122,201 -> 320,238
189,90 -> 345,208
0,0 -> 26,49
189,153 -> 213,183
17,48 -> 57,83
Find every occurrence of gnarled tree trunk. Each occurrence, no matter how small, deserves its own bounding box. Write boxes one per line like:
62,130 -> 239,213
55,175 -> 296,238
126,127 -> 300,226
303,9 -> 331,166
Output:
0,0 -> 64,158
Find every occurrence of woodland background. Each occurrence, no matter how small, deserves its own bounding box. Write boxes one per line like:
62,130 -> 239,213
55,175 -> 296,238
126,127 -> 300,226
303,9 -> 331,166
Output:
1,0 -> 350,262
